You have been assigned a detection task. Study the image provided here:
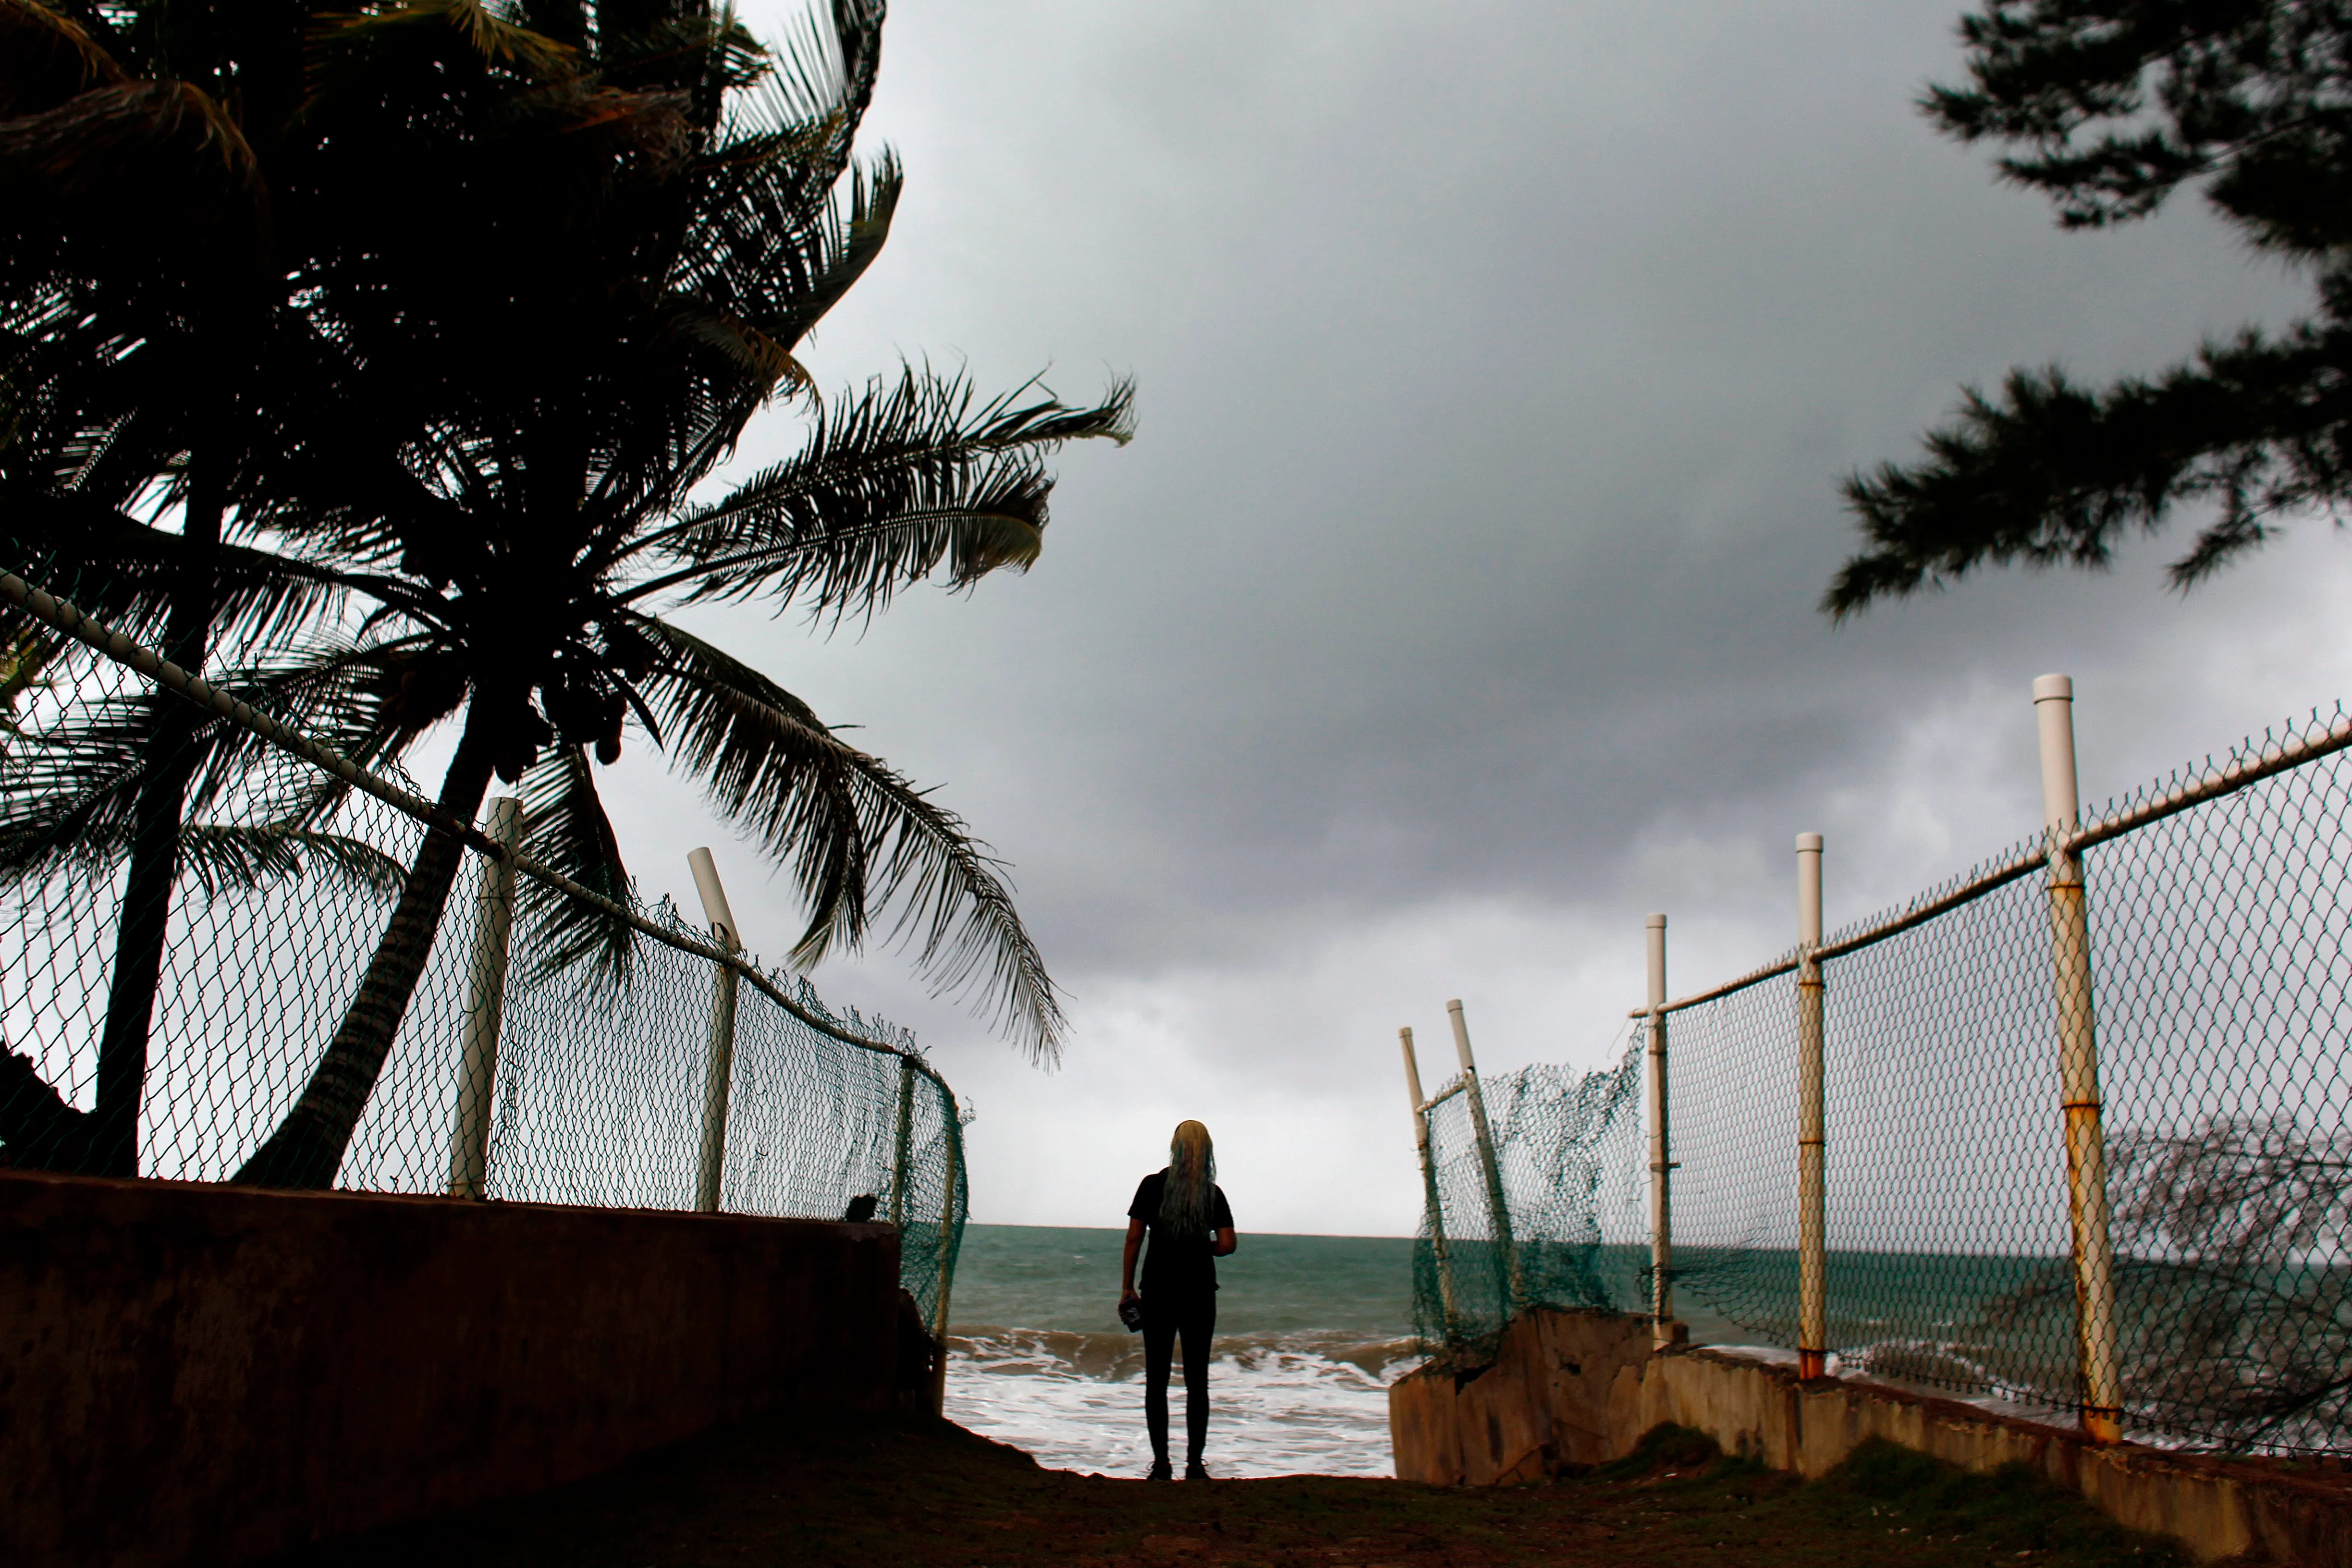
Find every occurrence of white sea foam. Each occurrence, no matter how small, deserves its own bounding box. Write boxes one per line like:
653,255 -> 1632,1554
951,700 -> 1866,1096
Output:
944,1326 -> 1416,1478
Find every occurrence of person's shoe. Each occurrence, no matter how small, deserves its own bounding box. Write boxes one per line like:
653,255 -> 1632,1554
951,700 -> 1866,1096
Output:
1185,1460 -> 1213,1481
1146,1458 -> 1173,1481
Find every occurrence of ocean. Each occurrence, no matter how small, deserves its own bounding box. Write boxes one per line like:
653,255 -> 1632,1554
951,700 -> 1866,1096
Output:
943,1225 -> 1421,1478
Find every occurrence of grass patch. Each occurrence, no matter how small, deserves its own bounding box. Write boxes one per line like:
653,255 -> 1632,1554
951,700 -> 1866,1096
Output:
1594,1427 -> 2188,1567
1818,1437 -> 2182,1560
1589,1420 -> 1732,1480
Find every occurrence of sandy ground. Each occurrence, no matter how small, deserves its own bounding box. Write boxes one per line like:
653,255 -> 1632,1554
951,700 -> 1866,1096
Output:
263,1416 -> 2192,1568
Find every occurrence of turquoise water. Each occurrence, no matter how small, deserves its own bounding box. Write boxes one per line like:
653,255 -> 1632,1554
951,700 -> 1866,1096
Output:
943,1225 -> 1418,1477
950,1225 -> 1416,1338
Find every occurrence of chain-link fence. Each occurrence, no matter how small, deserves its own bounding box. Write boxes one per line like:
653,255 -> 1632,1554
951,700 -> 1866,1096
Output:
1411,1041 -> 1647,1354
1411,690 -> 2352,1457
0,572 -> 967,1333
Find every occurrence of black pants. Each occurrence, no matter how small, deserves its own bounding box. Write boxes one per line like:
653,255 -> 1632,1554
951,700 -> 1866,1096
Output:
1141,1291 -> 1216,1464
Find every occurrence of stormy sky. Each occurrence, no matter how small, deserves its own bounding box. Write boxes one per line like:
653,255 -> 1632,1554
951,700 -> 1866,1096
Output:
593,0 -> 2341,1236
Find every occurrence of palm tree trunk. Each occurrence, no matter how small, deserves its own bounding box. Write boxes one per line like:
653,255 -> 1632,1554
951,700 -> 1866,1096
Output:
232,705 -> 501,1190
84,460 -> 224,1176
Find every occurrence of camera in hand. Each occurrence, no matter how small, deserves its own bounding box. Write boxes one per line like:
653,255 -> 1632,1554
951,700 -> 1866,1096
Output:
1117,1297 -> 1145,1332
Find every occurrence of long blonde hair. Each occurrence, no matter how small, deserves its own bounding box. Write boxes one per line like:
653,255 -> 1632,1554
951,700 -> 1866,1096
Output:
1158,1120 -> 1216,1236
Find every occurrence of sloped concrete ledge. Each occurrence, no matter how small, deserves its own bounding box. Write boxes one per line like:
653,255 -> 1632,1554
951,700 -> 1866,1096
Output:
1390,1307 -> 2352,1566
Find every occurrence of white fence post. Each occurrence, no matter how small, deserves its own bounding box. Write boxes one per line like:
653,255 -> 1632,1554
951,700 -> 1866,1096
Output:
445,796 -> 523,1199
1399,1026 -> 1462,1339
2034,674 -> 2123,1444
1795,832 -> 1829,1379
687,846 -> 742,1215
1646,913 -> 1677,1349
1447,998 -> 1525,1313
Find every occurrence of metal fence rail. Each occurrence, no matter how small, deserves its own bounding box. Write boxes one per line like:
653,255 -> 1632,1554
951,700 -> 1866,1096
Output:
0,571 -> 967,1333
1406,676 -> 2352,1457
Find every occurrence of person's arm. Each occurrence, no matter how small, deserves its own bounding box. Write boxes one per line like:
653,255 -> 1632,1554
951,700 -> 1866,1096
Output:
1121,1218 -> 1145,1300
1210,1187 -> 1237,1257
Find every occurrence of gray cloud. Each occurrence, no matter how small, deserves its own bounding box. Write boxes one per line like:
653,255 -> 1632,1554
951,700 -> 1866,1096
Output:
591,0 -> 2342,1233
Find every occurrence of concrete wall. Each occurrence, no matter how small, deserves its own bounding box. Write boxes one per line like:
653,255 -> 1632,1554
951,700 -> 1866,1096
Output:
0,1170 -> 923,1568
1391,1308 -> 2352,1567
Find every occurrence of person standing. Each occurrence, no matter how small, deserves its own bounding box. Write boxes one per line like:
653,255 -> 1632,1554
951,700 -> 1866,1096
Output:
1120,1120 -> 1237,1480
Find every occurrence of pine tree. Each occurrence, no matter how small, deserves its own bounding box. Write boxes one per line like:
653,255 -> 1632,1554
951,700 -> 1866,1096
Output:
1826,1 -> 2352,616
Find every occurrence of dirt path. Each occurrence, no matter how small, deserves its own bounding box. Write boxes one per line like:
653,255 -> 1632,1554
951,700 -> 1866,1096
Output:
267,1416 -> 2188,1568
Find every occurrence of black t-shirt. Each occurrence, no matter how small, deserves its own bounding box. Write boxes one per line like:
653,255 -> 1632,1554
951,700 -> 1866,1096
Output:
1128,1171 -> 1235,1298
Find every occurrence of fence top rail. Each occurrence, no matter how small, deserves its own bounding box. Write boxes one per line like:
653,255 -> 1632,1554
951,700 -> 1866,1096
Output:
1628,953 -> 1800,1020
1,569 -> 941,1083
2071,706 -> 2352,852
1624,702 -> 2352,1020
1812,843 -> 2049,966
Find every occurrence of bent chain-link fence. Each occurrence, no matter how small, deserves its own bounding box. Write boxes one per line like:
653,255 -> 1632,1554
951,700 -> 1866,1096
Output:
0,571 -> 966,1333
1411,1041 -> 1647,1353
1412,698 -> 2352,1457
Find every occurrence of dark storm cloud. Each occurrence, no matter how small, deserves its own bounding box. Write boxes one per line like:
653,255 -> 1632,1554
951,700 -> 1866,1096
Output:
598,0 -> 2339,1229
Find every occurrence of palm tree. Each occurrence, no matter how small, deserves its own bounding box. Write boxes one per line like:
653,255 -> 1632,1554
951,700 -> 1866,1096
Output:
0,0 -> 350,1172
209,0 -> 1130,1189
3,0 -> 1129,1188
0,637 -> 407,1169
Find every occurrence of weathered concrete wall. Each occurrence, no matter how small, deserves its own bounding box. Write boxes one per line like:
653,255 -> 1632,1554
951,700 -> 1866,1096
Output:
0,1170 -> 917,1568
1390,1308 -> 2352,1567
1389,1308 -> 1659,1485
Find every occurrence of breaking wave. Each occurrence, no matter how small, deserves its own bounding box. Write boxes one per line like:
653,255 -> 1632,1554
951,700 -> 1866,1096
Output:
943,1326 -> 1419,1478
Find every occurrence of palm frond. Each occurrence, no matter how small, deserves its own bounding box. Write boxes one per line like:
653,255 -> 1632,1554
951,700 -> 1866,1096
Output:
632,612 -> 1065,1061
624,366 -> 1133,621
307,0 -> 578,98
177,823 -> 408,901
0,622 -> 61,735
732,0 -> 883,182
752,151 -> 900,354
0,77 -> 264,247
171,637 -> 437,820
1,499 -> 366,656
0,630 -> 430,888
578,160 -> 898,533
0,686 -> 154,883
660,299 -> 815,398
0,732 -> 405,898
595,3 -> 767,125
514,741 -> 639,984
0,0 -> 128,118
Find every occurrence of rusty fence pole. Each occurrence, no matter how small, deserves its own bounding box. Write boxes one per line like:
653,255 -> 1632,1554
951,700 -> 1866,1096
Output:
2034,674 -> 2123,1443
922,1084 -> 963,1419
1448,998 -> 1525,1313
1646,913 -> 1678,1349
445,796 -> 523,1199
1400,1025 -> 1462,1340
1795,832 -> 1829,1380
889,1054 -> 917,1229
687,846 -> 742,1215
932,1107 -> 961,1342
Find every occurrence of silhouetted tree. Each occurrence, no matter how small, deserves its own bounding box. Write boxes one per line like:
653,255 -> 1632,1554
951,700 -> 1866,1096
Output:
221,0 -> 1128,1190
1985,1112 -> 2352,1448
0,0 -> 379,1171
1,1 -> 1130,1186
1826,1 -> 2352,616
